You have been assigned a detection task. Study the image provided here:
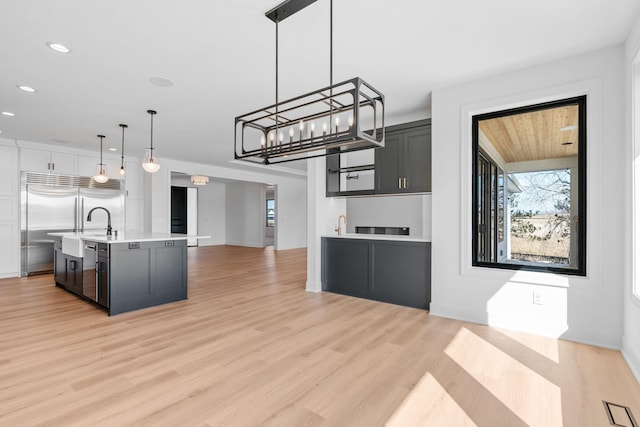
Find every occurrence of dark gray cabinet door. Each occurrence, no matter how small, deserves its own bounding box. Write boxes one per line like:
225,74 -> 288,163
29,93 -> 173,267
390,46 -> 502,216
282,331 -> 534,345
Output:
67,256 -> 83,295
54,245 -> 67,287
403,126 -> 431,193
54,243 -> 84,295
375,132 -> 403,194
97,256 -> 109,307
371,241 -> 430,309
322,238 -> 370,298
374,120 -> 431,195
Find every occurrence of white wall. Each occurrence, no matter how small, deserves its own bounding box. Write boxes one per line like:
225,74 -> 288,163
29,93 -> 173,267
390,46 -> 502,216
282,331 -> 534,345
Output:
197,181 -> 226,246
147,158 -> 307,250
431,45 -> 625,348
0,139 -> 20,278
306,157 -> 346,292
346,194 -> 432,240
170,175 -> 226,246
225,181 -> 265,248
624,13 -> 640,382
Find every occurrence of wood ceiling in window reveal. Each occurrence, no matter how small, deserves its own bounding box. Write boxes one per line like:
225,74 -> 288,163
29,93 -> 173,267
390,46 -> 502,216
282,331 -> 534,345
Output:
479,105 -> 579,163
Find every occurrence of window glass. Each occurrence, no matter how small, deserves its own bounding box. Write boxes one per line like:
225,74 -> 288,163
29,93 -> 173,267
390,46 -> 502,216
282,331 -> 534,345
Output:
266,199 -> 275,227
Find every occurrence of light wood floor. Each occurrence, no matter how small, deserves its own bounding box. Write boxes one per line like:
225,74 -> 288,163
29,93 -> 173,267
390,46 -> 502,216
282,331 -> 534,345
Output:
1,245 -> 639,427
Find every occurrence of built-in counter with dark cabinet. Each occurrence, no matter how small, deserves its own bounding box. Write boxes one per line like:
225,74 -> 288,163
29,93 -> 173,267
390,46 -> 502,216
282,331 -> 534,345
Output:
51,232 -> 208,315
321,235 -> 431,309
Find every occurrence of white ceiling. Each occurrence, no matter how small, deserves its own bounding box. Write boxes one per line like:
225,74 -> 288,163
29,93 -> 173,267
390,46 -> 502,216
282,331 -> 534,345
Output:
0,0 -> 638,173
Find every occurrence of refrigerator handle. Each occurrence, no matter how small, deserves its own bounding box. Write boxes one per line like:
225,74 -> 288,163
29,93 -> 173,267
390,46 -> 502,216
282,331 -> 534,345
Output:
74,198 -> 78,233
81,198 -> 85,233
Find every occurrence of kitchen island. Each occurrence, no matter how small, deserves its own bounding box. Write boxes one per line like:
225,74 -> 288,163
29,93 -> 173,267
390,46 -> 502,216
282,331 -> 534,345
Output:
51,232 -> 207,315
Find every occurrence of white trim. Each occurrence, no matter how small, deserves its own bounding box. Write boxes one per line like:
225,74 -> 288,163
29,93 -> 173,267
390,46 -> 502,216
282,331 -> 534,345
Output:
631,53 -> 640,307
459,79 -> 603,288
622,334 -> 640,384
305,281 -> 322,293
227,159 -> 307,177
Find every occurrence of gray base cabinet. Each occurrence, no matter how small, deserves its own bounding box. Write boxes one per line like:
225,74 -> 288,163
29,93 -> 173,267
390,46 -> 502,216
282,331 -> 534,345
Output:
109,240 -> 188,315
322,237 -> 431,309
54,241 -> 83,295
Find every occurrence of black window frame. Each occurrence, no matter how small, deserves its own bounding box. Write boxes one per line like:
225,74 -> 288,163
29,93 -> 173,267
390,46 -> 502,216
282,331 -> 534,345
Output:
471,95 -> 587,276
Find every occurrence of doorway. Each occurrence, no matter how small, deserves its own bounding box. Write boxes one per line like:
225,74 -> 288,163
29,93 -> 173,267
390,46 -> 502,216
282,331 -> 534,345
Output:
265,186 -> 275,247
171,186 -> 198,246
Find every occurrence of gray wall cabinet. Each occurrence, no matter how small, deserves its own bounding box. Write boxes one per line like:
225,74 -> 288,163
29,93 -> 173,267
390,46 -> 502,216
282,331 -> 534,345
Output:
326,119 -> 431,197
322,237 -> 431,309
375,120 -> 431,194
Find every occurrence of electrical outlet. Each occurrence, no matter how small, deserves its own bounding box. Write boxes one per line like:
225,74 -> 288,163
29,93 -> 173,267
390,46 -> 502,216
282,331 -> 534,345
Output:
533,291 -> 544,305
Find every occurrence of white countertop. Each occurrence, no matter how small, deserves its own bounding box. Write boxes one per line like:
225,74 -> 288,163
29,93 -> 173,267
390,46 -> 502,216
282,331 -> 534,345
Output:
322,233 -> 430,243
49,232 -> 211,244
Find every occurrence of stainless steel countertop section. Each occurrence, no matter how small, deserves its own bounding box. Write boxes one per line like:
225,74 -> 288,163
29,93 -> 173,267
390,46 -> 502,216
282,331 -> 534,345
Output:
321,234 -> 430,243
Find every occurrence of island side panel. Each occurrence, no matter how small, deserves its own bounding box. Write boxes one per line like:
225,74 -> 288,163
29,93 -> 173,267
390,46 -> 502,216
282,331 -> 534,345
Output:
109,239 -> 188,315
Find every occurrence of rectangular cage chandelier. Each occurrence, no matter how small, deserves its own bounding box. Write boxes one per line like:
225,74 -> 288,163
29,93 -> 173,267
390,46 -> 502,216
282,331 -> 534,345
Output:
234,0 -> 385,165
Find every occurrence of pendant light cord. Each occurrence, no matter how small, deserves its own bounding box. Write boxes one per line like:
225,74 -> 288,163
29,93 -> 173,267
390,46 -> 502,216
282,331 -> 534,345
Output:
275,18 -> 279,146
329,0 -> 333,124
150,113 -> 154,151
272,0 -> 332,149
99,136 -> 103,165
120,124 -> 127,169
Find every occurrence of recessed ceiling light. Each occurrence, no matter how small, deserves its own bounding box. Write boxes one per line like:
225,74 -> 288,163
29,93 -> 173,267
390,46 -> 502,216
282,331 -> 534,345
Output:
109,147 -> 117,151
560,125 -> 577,131
1,111 -> 15,117
561,141 -> 573,146
17,85 -> 36,93
149,77 -> 174,87
46,42 -> 71,53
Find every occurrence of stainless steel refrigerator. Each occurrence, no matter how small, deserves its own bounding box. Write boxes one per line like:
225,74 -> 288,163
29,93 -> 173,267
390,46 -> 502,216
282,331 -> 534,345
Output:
21,172 -> 124,276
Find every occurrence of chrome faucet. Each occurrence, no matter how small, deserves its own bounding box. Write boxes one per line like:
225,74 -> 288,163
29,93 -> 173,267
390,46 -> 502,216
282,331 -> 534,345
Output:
336,214 -> 347,236
86,207 -> 112,236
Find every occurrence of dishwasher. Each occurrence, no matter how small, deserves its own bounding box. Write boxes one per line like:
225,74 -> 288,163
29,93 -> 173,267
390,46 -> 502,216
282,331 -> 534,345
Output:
82,242 -> 98,302
82,242 -> 109,307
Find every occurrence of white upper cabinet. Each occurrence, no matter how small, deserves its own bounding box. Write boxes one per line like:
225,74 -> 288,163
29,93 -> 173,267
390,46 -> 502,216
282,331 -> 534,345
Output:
124,160 -> 143,199
20,148 -> 77,175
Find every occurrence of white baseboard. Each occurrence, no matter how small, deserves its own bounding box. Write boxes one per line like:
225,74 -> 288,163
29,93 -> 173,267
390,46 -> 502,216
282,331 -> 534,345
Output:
0,272 -> 19,279
305,281 -> 322,293
429,302 -> 487,325
622,334 -> 640,385
430,301 -> 620,349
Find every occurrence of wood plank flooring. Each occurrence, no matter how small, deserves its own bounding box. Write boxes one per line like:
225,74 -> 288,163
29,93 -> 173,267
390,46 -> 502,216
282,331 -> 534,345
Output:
0,245 -> 639,426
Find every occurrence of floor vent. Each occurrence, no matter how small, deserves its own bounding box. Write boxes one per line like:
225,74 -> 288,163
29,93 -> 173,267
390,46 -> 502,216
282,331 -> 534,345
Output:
603,401 -> 638,427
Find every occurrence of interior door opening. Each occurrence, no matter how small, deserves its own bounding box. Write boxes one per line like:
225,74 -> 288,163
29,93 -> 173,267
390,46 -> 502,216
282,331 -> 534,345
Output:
171,186 -> 198,247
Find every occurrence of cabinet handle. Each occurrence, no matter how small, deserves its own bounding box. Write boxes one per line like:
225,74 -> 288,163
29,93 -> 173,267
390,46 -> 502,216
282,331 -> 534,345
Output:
403,177 -> 407,189
398,178 -> 402,189
51,163 -> 55,171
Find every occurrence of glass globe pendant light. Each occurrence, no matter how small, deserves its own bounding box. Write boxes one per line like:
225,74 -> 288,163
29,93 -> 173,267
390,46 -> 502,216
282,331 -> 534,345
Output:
93,134 -> 109,183
142,109 -> 160,173
119,124 -> 127,176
